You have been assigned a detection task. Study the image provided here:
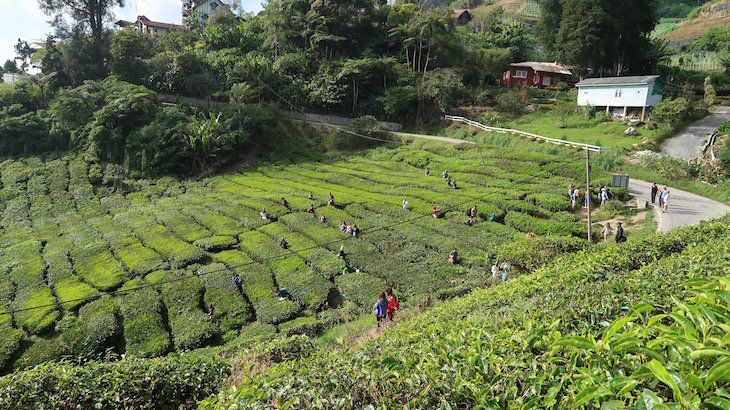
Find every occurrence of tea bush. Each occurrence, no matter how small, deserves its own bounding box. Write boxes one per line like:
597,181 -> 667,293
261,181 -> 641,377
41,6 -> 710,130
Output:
203,216 -> 730,409
0,354 -> 229,409
117,283 -> 171,358
0,140 -> 606,378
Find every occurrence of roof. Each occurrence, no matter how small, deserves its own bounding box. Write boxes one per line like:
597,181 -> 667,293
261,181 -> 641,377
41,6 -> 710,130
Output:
137,15 -> 174,29
575,75 -> 661,87
453,9 -> 470,18
509,62 -> 572,75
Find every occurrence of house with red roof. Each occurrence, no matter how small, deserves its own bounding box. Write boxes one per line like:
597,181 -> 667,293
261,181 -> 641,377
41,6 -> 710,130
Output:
501,62 -> 573,88
115,16 -> 175,38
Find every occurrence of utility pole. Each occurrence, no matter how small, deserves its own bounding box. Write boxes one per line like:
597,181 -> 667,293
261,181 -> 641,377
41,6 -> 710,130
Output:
586,147 -> 591,241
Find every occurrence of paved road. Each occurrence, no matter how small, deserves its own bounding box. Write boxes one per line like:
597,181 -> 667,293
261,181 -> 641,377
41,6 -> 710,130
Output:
628,179 -> 730,232
660,106 -> 730,159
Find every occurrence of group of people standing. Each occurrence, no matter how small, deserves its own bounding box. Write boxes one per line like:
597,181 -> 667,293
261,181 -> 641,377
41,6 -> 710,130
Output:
650,183 -> 670,213
373,287 -> 400,327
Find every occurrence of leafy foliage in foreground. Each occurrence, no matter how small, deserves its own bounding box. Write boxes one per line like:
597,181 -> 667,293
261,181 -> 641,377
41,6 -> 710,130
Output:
0,354 -> 229,409
202,215 -> 730,409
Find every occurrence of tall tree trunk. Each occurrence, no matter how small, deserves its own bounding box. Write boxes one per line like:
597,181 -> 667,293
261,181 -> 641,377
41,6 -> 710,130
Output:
424,40 -> 431,73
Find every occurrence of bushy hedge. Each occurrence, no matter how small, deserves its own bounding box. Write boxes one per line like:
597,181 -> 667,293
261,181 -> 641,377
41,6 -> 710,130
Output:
203,216 -> 730,409
198,263 -> 252,341
0,354 -> 230,409
146,270 -> 218,351
0,320 -> 23,370
255,297 -> 300,325
117,281 -> 171,358
335,272 -> 387,310
505,211 -> 588,239
278,316 -> 324,337
58,296 -> 119,359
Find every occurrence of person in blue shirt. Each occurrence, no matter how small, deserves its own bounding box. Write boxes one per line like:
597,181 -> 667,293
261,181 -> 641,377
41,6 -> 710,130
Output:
373,291 -> 388,328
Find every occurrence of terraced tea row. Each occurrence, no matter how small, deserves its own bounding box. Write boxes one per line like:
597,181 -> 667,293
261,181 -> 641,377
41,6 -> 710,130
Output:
0,142 -> 595,371
204,215 -> 730,409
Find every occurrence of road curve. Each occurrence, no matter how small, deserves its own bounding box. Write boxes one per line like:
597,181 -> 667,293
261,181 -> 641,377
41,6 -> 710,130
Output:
627,179 -> 730,232
660,106 -> 730,159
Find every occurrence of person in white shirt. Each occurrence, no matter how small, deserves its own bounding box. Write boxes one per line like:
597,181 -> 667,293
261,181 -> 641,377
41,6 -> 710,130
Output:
402,198 -> 408,210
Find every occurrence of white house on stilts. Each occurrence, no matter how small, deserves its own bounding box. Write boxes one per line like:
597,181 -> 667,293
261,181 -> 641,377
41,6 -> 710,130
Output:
575,75 -> 664,121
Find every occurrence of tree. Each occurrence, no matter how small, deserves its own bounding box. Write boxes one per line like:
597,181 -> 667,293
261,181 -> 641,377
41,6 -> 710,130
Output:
704,76 -> 716,107
554,92 -> 578,128
338,57 -> 375,113
555,0 -> 614,75
3,60 -> 19,73
551,0 -> 658,75
535,0 -> 562,55
39,0 -> 124,75
39,0 -> 124,47
109,29 -> 155,84
14,39 -> 38,72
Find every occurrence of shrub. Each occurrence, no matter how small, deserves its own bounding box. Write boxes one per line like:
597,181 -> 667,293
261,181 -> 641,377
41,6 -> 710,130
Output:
147,270 -> 218,351
59,296 -> 119,358
0,354 -> 230,409
193,235 -> 238,251
255,298 -> 300,325
0,322 -> 23,370
198,263 -> 252,340
335,272 -> 387,310
54,277 -> 99,311
117,283 -> 170,358
278,316 -> 323,337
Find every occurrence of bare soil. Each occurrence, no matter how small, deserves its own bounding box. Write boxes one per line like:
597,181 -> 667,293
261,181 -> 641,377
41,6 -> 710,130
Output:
662,0 -> 730,43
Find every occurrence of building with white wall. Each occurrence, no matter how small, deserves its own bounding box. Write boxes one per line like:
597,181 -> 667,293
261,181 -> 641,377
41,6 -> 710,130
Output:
183,0 -> 231,22
575,75 -> 664,121
2,73 -> 21,85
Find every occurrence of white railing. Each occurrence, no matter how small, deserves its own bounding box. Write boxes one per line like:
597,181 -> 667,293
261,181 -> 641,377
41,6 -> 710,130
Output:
444,115 -> 602,153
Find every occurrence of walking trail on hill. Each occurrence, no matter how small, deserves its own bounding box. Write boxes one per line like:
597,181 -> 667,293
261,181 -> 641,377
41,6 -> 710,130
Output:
393,127 -> 730,233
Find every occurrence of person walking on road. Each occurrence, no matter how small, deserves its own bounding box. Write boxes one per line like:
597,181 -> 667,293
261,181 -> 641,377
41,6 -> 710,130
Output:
662,190 -> 670,213
658,186 -> 666,208
650,183 -> 658,204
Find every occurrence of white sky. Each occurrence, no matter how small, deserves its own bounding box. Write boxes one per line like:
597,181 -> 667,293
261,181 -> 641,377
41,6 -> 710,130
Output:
0,0 -> 265,70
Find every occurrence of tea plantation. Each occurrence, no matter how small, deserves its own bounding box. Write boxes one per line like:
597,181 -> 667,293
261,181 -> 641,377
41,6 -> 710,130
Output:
202,214 -> 730,409
0,139 -> 596,375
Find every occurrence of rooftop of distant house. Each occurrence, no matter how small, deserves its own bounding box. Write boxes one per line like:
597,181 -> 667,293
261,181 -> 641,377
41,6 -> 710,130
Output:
137,15 -> 174,29
575,75 -> 662,87
453,9 -> 470,18
510,62 -> 573,75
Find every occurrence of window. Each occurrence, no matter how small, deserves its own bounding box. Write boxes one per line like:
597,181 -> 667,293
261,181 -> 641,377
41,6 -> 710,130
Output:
542,76 -> 551,86
211,2 -> 218,8
614,89 -> 623,98
514,70 -> 527,79
533,75 -> 538,83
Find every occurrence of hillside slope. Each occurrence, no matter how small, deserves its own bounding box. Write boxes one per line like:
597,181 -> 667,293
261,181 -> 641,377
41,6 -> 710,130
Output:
662,0 -> 730,46
203,214 -> 730,408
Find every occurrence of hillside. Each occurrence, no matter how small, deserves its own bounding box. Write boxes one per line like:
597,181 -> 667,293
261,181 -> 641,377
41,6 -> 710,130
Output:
202,214 -> 730,408
0,135 -> 605,376
662,0 -> 730,46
